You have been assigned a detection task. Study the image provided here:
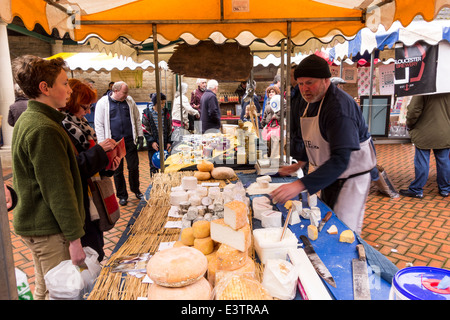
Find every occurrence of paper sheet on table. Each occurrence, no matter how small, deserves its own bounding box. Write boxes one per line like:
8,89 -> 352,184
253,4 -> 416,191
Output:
246,182 -> 288,195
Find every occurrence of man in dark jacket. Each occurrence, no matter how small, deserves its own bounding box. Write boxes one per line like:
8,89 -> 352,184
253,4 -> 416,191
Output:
8,84 -> 28,127
189,78 -> 207,132
200,80 -> 221,133
142,93 -> 172,174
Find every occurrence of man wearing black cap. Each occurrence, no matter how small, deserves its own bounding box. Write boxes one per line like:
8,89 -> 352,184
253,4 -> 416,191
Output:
272,54 -> 376,234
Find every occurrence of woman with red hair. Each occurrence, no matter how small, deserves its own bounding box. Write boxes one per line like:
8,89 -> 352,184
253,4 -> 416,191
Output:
59,79 -> 119,262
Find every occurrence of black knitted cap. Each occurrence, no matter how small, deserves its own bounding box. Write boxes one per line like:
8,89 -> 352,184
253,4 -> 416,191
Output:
294,54 -> 331,79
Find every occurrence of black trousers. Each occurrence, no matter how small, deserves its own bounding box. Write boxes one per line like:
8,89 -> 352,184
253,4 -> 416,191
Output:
113,139 -> 140,199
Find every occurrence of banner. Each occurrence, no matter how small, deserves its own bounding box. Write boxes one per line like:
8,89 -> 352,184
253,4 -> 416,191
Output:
394,41 -> 438,97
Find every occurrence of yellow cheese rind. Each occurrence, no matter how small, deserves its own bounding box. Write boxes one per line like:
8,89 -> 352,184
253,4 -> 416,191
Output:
224,200 -> 248,230
181,227 -> 195,246
197,160 -> 214,172
339,229 -> 355,243
214,274 -> 272,300
194,237 -> 215,255
216,243 -> 248,271
192,220 -> 211,239
148,277 -> 212,300
307,224 -> 318,241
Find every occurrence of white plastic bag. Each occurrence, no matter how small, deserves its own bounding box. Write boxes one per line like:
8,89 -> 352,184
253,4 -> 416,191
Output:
262,259 -> 297,300
15,268 -> 33,300
44,247 -> 101,300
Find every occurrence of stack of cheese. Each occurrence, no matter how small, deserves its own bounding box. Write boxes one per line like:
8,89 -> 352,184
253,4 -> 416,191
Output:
208,200 -> 272,299
179,220 -> 217,256
146,246 -> 212,300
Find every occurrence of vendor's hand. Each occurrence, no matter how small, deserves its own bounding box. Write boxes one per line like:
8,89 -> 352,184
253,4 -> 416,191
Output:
99,138 -> 117,152
152,142 -> 159,151
270,180 -> 306,204
278,162 -> 303,176
69,238 -> 86,266
166,143 -> 172,152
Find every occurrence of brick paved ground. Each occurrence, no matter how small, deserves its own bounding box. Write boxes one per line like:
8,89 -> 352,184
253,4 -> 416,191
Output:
4,142 -> 449,296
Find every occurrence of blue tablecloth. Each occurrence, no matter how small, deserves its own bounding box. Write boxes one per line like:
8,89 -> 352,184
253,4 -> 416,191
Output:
237,172 -> 396,300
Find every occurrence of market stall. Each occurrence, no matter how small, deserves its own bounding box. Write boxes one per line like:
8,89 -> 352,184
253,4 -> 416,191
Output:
87,168 -> 395,300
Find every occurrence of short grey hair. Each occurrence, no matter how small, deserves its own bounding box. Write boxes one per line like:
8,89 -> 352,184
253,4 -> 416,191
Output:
207,79 -> 218,90
112,81 -> 127,91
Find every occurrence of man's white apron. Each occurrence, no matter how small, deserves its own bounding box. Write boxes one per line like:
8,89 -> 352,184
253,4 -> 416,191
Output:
300,98 -> 376,234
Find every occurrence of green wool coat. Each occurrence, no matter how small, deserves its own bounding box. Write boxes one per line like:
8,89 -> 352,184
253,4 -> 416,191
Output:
406,93 -> 450,150
12,100 -> 85,241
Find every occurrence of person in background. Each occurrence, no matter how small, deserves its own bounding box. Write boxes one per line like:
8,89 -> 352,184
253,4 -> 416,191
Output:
261,74 -> 281,118
83,78 -> 97,129
11,55 -> 85,299
190,78 -> 207,132
399,93 -> 450,198
142,92 -> 172,175
235,81 -> 247,104
260,85 -> 281,128
200,79 -> 221,134
272,54 -> 376,235
103,81 -> 114,96
8,83 -> 29,127
60,78 -> 119,261
95,81 -> 144,206
172,82 -> 199,143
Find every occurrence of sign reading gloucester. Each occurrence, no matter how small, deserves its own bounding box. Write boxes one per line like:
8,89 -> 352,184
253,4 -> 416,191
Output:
394,41 -> 438,97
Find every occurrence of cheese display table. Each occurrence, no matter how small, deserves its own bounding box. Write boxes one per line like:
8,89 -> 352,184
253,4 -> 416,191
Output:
88,169 -> 396,300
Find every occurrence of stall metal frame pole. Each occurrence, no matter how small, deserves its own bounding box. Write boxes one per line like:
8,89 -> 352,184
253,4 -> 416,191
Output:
153,24 -> 165,172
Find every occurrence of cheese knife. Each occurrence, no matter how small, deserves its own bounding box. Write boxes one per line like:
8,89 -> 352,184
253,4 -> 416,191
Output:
300,235 -> 337,288
318,211 -> 332,232
352,244 -> 371,300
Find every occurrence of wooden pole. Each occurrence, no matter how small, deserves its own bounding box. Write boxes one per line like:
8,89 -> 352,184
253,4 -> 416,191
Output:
286,21 -> 292,164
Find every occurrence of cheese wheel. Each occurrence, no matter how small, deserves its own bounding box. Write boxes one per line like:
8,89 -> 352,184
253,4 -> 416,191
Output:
307,224 -> 318,241
192,220 -> 211,238
146,246 -> 208,287
215,258 -> 256,285
170,191 -> 188,206
197,160 -> 214,172
216,243 -> 248,271
211,167 -> 236,180
194,237 -> 214,255
339,229 -> 355,243
224,200 -> 248,230
214,274 -> 272,300
181,176 -> 198,190
194,171 -> 211,181
180,227 -> 195,246
148,277 -> 212,300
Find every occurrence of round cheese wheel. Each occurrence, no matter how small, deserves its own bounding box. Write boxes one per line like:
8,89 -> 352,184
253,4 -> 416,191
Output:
180,227 -> 195,246
211,167 -> 236,180
194,237 -> 214,255
194,171 -> 211,181
197,160 -> 214,172
192,220 -> 210,238
147,246 -> 208,287
148,277 -> 212,300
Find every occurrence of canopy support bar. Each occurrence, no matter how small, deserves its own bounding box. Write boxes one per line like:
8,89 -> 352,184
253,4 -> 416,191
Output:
80,17 -> 363,25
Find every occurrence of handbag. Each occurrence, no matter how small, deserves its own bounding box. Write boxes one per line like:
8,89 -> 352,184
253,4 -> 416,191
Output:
88,176 -> 120,231
261,119 -> 280,141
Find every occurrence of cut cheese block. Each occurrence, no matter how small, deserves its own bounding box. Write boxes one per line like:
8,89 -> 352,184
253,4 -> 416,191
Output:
252,196 -> 272,221
194,237 -> 215,255
307,224 -> 318,241
308,193 -> 318,207
339,229 -> 355,243
181,176 -> 198,190
146,246 -> 208,287
216,243 -> 249,271
214,274 -> 272,300
261,210 -> 282,228
180,227 -> 195,246
170,191 -> 188,206
192,220 -> 210,238
327,225 -> 338,235
224,200 -> 248,230
148,277 -> 212,300
210,219 -> 251,252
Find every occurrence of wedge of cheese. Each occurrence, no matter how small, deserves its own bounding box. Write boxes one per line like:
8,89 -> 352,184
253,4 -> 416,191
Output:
224,200 -> 248,230
252,196 -> 272,221
210,219 -> 251,252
